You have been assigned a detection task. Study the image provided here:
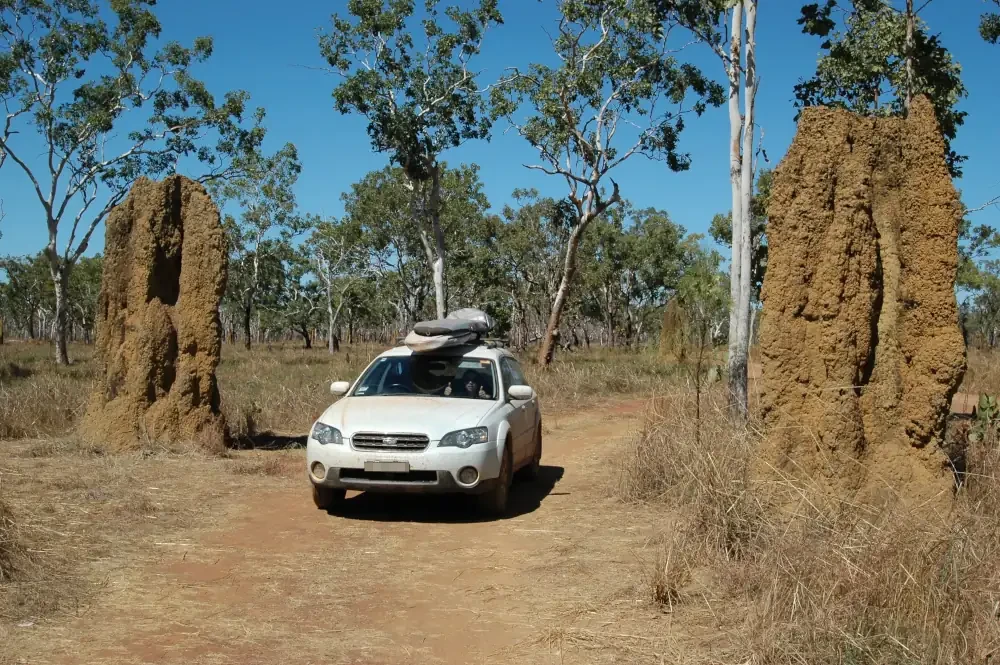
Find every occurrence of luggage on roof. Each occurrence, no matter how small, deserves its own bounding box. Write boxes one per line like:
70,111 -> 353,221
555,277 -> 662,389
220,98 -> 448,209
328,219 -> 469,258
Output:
405,307 -> 495,353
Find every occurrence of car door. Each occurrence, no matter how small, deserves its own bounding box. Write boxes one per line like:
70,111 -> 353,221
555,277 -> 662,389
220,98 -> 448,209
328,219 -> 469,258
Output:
500,357 -> 532,463
506,357 -> 537,439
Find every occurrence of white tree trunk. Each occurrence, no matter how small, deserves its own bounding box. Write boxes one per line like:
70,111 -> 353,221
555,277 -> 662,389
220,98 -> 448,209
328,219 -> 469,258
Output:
726,1 -> 746,419
731,0 -> 757,421
429,165 -> 447,319
412,166 -> 448,321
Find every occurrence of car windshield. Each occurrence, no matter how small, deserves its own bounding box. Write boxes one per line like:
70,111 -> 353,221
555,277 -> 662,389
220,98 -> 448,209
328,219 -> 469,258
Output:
351,355 -> 497,399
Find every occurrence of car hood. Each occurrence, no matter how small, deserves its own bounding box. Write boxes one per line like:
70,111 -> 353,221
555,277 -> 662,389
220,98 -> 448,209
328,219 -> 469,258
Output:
319,396 -> 497,440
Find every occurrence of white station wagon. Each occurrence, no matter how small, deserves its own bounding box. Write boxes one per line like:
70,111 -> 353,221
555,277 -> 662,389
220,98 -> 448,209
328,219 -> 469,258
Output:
306,342 -> 542,516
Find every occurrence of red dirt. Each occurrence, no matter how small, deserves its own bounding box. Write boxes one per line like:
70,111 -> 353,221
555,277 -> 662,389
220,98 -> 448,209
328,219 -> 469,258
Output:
10,402 -> 691,665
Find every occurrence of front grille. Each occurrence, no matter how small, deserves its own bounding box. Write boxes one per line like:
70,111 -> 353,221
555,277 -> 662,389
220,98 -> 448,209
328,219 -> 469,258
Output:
339,469 -> 437,484
352,432 -> 430,451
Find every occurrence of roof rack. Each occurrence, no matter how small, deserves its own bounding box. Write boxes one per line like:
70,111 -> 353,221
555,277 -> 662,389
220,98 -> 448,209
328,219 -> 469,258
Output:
394,335 -> 507,349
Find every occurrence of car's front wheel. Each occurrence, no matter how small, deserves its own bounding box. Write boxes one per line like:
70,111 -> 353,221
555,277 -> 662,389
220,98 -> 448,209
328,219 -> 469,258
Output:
312,485 -> 346,511
518,423 -> 542,481
477,440 -> 512,517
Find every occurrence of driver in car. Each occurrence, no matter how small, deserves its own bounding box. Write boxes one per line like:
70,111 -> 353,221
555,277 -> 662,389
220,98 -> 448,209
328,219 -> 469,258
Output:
457,370 -> 486,399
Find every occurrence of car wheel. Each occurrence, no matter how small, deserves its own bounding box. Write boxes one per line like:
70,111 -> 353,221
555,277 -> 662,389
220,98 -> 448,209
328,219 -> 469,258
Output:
518,423 -> 542,481
312,485 -> 346,510
478,439 -> 512,517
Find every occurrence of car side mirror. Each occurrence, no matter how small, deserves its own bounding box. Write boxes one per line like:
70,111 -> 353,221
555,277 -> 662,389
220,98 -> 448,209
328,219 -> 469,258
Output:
507,385 -> 534,401
330,381 -> 350,396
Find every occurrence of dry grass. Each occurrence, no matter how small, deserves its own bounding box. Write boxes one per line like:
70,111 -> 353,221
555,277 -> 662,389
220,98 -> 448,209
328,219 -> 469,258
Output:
959,347 -> 1000,396
0,495 -> 22,584
614,388 -> 1000,664
0,341 -> 686,441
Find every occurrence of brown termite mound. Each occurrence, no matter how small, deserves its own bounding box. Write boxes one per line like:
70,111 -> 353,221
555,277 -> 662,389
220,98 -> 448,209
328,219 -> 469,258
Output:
758,96 -> 966,511
81,176 -> 228,452
658,298 -> 687,361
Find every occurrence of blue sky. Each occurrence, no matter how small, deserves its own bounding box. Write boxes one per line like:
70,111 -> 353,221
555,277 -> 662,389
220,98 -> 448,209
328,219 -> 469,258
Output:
1,0 -> 998,258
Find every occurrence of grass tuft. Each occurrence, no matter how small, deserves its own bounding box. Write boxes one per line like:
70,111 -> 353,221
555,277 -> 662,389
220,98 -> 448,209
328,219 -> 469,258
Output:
614,387 -> 1000,664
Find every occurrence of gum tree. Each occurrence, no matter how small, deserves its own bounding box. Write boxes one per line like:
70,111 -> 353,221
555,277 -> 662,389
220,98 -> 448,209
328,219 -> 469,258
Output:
795,0 -> 967,175
492,0 -> 724,366
0,0 -> 264,364
213,142 -> 302,351
320,0 -> 503,319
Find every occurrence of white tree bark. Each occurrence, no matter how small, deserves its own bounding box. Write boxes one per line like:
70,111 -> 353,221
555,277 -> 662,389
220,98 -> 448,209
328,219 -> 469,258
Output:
726,1 -> 747,419
410,166 -> 448,320
735,0 -> 757,420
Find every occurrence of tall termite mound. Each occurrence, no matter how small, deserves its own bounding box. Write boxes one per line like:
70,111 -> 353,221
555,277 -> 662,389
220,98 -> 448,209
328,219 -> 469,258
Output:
759,96 -> 966,509
81,175 -> 228,452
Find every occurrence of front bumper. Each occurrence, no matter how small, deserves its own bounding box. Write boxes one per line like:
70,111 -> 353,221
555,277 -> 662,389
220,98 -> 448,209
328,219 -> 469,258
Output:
306,437 -> 502,494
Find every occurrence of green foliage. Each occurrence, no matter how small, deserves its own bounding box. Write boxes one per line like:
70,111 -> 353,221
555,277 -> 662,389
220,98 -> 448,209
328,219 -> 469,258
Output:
0,0 -> 265,252
795,0 -> 967,175
0,252 -> 102,338
962,264 -> 1000,349
578,207 -> 690,344
970,394 -> 999,445
675,243 -> 728,347
491,0 -> 724,187
319,0 -> 502,182
214,142 -> 302,345
982,1 -> 1000,44
1,0 -> 266,360
957,216 -> 1000,292
338,163 -> 492,324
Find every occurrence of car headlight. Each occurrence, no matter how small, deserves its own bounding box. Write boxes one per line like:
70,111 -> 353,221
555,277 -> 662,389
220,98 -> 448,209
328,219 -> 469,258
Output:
311,422 -> 343,445
439,427 -> 489,449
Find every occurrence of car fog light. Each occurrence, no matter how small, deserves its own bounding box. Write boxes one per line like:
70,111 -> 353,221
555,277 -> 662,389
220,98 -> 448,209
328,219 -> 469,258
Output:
311,461 -> 326,480
458,466 -> 479,485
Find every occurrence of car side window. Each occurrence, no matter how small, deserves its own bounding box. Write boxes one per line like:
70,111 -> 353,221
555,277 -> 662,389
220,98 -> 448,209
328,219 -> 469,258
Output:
499,358 -> 514,392
507,359 -> 527,386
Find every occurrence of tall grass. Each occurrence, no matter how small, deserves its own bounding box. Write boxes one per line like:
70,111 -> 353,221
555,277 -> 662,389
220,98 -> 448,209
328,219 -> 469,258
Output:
614,391 -> 1000,664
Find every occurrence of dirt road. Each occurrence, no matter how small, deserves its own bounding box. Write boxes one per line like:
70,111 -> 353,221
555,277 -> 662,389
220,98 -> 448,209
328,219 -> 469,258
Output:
10,401 -> 694,665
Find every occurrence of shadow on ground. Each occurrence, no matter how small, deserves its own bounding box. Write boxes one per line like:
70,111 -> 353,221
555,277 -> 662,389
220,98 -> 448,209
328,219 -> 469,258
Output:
323,465 -> 566,523
230,432 -> 308,450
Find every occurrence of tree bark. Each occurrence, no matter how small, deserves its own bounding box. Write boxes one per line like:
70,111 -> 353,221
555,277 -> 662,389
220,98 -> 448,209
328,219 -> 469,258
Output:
736,0 -> 757,422
50,261 -> 71,365
429,165 -> 448,319
242,302 -> 252,351
727,0 -> 757,423
537,223 -> 586,366
726,1 -> 745,416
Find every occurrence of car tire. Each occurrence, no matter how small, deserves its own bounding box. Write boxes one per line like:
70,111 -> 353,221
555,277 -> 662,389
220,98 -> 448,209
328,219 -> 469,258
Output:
312,485 -> 346,510
518,423 -> 542,481
478,439 -> 512,517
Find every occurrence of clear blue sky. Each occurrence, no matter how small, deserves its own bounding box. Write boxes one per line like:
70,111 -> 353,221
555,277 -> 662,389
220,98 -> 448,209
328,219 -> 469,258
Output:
1,0 -> 997,258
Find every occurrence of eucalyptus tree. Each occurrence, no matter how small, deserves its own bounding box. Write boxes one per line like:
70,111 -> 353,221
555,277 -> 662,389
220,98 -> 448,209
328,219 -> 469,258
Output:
306,217 -> 368,353
491,0 -> 724,366
795,0 -> 967,175
0,0 -> 265,363
320,0 -> 503,319
214,143 -> 302,350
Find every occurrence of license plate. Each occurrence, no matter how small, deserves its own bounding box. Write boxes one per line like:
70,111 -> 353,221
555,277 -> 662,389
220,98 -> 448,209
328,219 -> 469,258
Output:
365,461 -> 409,473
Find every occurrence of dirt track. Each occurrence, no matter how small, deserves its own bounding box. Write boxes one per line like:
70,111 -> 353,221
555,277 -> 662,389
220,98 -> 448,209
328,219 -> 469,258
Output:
9,400 -> 698,665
